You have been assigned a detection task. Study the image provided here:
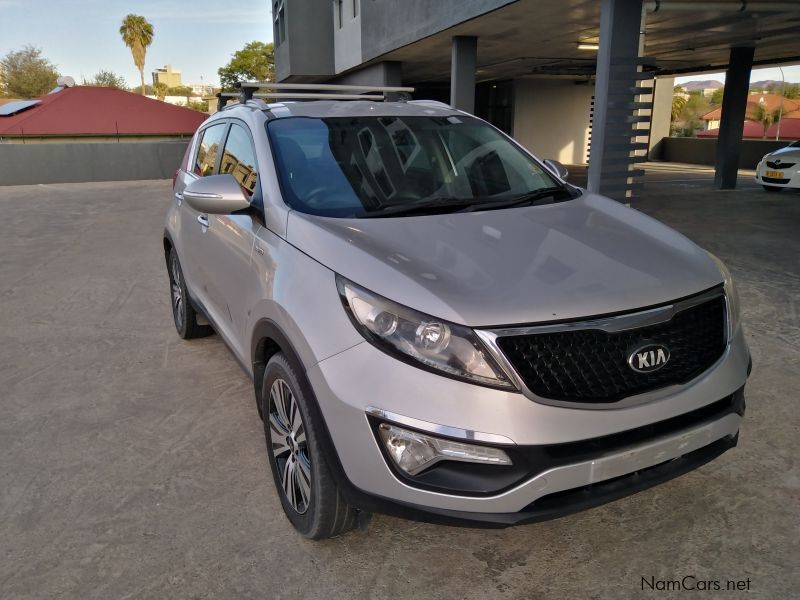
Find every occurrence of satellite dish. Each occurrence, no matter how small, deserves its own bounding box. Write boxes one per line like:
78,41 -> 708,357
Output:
56,76 -> 76,88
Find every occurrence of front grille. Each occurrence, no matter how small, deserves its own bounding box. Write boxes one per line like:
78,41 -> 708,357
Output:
496,295 -> 727,403
766,160 -> 795,169
762,176 -> 791,184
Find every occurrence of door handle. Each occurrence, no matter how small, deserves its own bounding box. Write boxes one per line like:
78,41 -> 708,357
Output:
174,192 -> 183,206
197,214 -> 209,227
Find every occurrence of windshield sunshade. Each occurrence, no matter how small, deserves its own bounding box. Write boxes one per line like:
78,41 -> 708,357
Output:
267,115 -> 567,218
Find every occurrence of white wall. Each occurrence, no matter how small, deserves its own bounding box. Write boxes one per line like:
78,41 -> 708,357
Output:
145,95 -> 203,106
649,76 -> 674,159
512,79 -> 594,165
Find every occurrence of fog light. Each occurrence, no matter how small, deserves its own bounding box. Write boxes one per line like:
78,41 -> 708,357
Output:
378,423 -> 511,476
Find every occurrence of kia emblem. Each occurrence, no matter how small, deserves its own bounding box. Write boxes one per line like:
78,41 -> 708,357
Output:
628,343 -> 670,373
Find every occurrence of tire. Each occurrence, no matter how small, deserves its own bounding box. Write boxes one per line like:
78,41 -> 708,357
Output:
763,185 -> 783,192
168,248 -> 213,339
261,353 -> 358,539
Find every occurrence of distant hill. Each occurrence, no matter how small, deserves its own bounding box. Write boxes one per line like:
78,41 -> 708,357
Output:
682,80 -> 723,91
749,79 -> 799,90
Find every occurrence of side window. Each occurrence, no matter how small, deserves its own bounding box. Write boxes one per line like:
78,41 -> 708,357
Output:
193,123 -> 227,177
219,123 -> 258,197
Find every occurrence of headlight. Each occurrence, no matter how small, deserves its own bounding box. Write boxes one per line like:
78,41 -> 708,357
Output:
708,253 -> 741,339
336,275 -> 515,389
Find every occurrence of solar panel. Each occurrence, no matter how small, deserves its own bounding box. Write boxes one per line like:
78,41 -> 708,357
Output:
0,100 -> 40,117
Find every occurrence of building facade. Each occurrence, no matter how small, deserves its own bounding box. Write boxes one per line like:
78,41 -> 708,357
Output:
152,64 -> 183,88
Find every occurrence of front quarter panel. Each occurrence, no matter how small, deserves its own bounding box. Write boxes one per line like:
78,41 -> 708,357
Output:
247,226 -> 363,370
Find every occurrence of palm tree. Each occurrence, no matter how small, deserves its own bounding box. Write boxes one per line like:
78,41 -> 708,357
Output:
119,14 -> 154,96
671,95 -> 687,121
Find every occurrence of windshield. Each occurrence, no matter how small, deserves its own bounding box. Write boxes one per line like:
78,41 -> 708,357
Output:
266,115 -> 566,218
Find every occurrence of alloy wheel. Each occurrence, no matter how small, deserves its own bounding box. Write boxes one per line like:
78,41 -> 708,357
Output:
170,256 -> 184,326
269,378 -> 311,514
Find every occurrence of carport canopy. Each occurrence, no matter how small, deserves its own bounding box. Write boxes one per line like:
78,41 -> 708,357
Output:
362,0 -> 800,196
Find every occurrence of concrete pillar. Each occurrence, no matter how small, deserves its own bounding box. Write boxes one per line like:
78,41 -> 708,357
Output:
648,76 -> 674,160
450,36 -> 477,113
587,0 -> 646,200
713,46 -> 754,189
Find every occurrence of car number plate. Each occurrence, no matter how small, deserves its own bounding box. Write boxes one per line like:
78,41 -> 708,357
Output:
765,170 -> 784,178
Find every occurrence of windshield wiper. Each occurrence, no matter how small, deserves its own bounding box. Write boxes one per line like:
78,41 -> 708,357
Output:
358,197 -> 479,218
459,186 -> 576,213
358,186 -> 577,218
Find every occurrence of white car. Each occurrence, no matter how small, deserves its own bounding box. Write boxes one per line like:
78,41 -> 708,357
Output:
755,140 -> 800,192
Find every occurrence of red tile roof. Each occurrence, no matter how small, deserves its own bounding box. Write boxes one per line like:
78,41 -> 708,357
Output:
701,94 -> 800,122
697,118 -> 800,140
0,86 -> 206,137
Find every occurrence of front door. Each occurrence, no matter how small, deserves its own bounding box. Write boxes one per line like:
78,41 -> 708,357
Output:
175,121 -> 229,317
195,121 -> 262,360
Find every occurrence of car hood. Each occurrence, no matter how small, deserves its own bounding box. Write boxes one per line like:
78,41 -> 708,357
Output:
286,193 -> 723,327
765,146 -> 800,161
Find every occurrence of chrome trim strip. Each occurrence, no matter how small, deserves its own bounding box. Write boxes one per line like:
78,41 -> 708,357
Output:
379,413 -> 741,513
484,286 -> 724,337
476,287 -> 728,410
366,407 -> 516,445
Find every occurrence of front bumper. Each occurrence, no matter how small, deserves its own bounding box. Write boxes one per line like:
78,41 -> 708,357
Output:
755,162 -> 800,188
306,326 -> 749,524
382,432 -> 739,527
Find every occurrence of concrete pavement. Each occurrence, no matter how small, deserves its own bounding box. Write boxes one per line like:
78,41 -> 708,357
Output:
1,167 -> 798,599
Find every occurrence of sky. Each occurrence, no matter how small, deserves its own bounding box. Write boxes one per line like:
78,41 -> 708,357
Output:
0,0 -> 274,87
1,1 -> 797,89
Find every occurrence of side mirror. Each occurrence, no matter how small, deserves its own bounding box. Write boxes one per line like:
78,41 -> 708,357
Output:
543,159 -> 569,180
183,174 -> 250,214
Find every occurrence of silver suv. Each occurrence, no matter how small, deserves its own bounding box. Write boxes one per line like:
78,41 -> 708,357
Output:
163,84 -> 750,539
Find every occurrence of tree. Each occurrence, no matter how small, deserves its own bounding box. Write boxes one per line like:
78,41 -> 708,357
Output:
119,14 -> 154,96
710,87 -> 724,105
91,70 -> 127,89
167,85 -> 193,97
685,91 -> 710,113
0,45 -> 59,98
218,41 -> 274,90
753,104 -> 783,139
671,95 -> 687,121
187,100 -> 209,113
153,81 -> 168,100
781,83 -> 800,100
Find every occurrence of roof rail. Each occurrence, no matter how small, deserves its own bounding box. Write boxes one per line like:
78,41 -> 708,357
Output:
217,81 -> 415,110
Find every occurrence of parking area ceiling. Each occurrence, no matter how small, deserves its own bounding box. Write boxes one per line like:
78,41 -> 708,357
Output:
374,0 -> 800,83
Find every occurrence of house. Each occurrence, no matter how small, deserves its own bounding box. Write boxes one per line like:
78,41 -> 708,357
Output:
698,93 -> 800,140
0,82 -> 206,143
